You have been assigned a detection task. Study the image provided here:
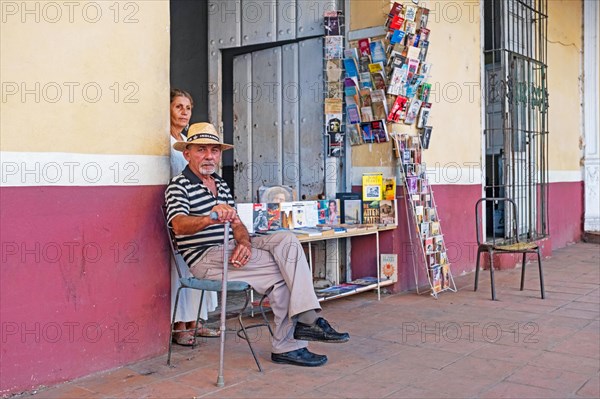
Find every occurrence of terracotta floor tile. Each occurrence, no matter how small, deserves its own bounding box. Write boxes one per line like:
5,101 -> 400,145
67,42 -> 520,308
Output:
25,385 -> 95,399
18,242 -> 600,399
73,367 -> 160,396
576,373 -> 600,398
480,381 -> 568,398
528,351 -> 600,375
507,364 -> 592,394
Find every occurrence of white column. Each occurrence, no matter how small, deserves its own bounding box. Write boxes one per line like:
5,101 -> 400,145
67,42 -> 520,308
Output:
583,0 -> 600,232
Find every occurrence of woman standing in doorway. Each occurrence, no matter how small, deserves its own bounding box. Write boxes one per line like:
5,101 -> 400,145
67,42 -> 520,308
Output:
169,89 -> 219,345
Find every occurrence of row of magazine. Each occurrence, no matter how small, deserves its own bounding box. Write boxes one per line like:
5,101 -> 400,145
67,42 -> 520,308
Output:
396,132 -> 453,294
236,197 -> 399,237
329,2 -> 434,149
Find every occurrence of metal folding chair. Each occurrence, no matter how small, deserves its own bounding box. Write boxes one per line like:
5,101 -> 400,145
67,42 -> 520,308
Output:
162,207 -> 273,385
474,198 -> 545,301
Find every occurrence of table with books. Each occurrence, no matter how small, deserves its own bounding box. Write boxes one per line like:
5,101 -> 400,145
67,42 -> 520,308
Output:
297,223 -> 397,302
237,200 -> 398,302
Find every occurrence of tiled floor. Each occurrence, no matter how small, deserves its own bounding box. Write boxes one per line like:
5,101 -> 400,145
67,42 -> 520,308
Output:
16,242 -> 600,398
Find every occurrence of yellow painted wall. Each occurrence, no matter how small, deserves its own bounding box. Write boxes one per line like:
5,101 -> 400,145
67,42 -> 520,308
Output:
349,1 -> 482,170
0,1 -> 170,156
547,0 -> 583,172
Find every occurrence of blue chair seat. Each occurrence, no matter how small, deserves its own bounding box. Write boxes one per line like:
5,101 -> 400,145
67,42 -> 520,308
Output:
180,278 -> 250,292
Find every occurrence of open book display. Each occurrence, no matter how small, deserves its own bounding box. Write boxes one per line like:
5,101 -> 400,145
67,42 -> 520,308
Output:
236,200 -> 388,238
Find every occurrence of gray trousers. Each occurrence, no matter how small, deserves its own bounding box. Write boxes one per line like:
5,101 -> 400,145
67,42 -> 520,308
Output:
189,231 -> 321,354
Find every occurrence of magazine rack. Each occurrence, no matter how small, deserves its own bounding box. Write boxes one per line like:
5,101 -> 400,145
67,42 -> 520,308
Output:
395,133 -> 457,298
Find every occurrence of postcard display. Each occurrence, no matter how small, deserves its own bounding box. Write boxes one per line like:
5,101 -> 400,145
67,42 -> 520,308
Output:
341,2 -> 455,298
323,11 -> 346,157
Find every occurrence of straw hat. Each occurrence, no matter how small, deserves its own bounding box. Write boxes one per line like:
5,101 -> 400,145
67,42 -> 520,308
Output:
173,123 -> 234,152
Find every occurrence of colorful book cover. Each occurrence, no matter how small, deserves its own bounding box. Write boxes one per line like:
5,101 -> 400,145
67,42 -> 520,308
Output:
363,200 -> 380,224
360,122 -> 375,143
420,221 -> 430,237
419,84 -> 432,102
343,57 -> 359,77
417,102 -> 431,128
279,202 -> 294,229
324,98 -> 343,114
405,20 -> 417,34
407,45 -> 421,61
267,203 -> 282,230
380,253 -> 398,283
404,5 -> 417,21
390,29 -> 406,45
324,14 -> 340,35
326,59 -> 343,82
424,236 -> 434,253
326,82 -> 343,99
407,176 -> 419,193
388,95 -> 408,122
347,123 -> 363,146
442,264 -> 451,289
417,7 -> 429,29
327,199 -> 340,225
342,199 -> 362,224
361,106 -> 374,122
324,36 -> 344,59
303,201 -> 319,227
431,265 -> 443,293
383,177 -> 396,200
388,15 -> 405,31
252,203 -> 269,232
418,40 -> 429,62
345,103 -> 360,124
430,221 -> 440,236
370,120 -> 388,143
370,40 -> 387,64
379,200 -> 396,224
362,173 -> 383,201
421,126 -> 433,149
291,202 -> 307,229
404,99 -> 422,125
358,38 -> 371,56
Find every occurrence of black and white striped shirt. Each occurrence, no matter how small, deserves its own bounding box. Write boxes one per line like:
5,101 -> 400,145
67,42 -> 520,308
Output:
165,166 -> 234,267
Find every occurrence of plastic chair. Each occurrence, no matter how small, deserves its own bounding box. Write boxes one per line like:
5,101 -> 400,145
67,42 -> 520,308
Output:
474,198 -> 545,301
162,207 -> 273,383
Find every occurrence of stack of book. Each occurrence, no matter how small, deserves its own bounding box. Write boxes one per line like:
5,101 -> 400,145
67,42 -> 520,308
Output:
361,173 -> 398,227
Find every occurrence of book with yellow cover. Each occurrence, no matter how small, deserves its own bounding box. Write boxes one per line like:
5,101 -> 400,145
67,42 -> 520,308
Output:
362,173 -> 383,201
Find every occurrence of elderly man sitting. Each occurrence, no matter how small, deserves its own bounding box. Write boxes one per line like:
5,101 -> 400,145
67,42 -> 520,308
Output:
165,122 -> 349,367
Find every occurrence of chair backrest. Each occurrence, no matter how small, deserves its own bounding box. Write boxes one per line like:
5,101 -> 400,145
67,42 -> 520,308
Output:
162,205 -> 188,280
475,197 -> 520,246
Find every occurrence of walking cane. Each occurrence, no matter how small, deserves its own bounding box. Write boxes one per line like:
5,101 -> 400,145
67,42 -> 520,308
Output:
214,211 -> 229,388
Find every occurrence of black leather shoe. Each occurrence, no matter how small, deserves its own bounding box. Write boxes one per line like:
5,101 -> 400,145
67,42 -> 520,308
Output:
294,317 -> 350,343
271,348 -> 327,367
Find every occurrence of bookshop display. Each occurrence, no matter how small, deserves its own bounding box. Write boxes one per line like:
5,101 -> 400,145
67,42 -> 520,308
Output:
236,175 -> 399,301
321,2 -> 456,297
